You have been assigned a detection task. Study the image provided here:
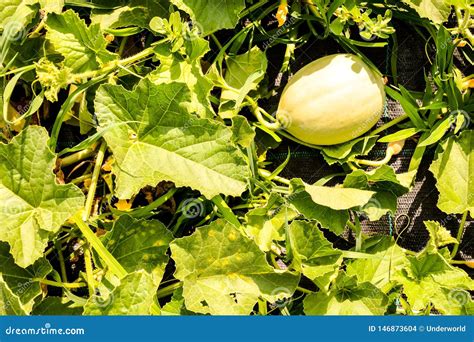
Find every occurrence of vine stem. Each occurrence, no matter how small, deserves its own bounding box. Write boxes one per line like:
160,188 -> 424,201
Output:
370,113 -> 410,135
34,278 -> 87,289
72,213 -> 127,279
451,211 -> 468,258
60,142 -> 99,167
83,141 -> 107,221
259,169 -> 290,185
84,246 -> 95,297
156,282 -> 183,299
55,240 -> 68,283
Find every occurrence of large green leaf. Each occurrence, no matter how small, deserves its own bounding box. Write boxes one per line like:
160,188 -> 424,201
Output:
288,179 -> 375,234
0,0 -> 38,29
288,180 -> 349,235
343,166 -> 412,220
395,252 -> 474,313
91,0 -> 169,29
0,243 -> 52,313
303,183 -> 375,210
0,275 -> 26,315
150,30 -> 214,118
84,271 -> 156,315
95,79 -> 249,199
429,130 -> 474,217
346,237 -> 408,290
45,10 -> 117,73
0,126 -> 84,267
170,220 -> 300,315
32,297 -> 84,315
401,0 -> 451,24
102,215 -> 173,285
219,47 -> 267,118
170,0 -> 246,35
287,221 -> 342,291
304,274 -> 388,315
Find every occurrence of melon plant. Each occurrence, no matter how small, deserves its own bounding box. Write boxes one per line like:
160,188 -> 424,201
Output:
277,54 -> 386,145
0,0 -> 472,318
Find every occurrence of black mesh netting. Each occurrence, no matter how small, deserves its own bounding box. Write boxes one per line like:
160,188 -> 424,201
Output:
263,22 -> 473,260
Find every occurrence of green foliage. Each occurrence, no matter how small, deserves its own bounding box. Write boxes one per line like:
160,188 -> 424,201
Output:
0,0 -> 471,317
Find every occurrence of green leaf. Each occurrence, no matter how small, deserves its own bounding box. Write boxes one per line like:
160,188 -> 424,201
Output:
170,0 -> 246,35
343,166 -> 411,220
424,221 -> 458,251
395,252 -> 474,313
304,274 -> 388,315
0,242 -> 52,313
0,126 -> 84,267
288,179 -> 350,235
0,0 -> 37,29
0,275 -> 26,315
83,271 -> 156,315
321,135 -> 378,165
94,79 -> 249,199
231,116 -> 255,148
160,287 -> 196,315
244,194 -> 297,252
378,128 -> 423,143
346,237 -> 408,290
45,9 -> 117,73
90,0 -> 169,29
170,220 -> 300,315
429,130 -> 474,216
401,0 -> 451,24
102,215 -> 173,286
418,116 -> 453,147
149,33 -> 214,118
287,221 -> 342,291
32,297 -> 84,315
300,181 -> 376,210
219,47 -> 267,118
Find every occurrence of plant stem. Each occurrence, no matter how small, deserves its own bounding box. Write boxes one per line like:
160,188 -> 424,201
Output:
211,195 -> 241,228
60,142 -> 99,167
84,246 -> 95,297
451,211 -> 468,258
72,213 -> 128,279
70,174 -> 92,185
355,149 -> 394,167
55,240 -> 68,283
127,188 -> 177,218
370,113 -> 410,135
259,169 -> 291,185
258,298 -> 268,315
239,0 -> 270,18
156,281 -> 183,299
34,278 -> 87,289
118,36 -> 129,57
83,141 -> 107,221
296,286 -> 314,294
